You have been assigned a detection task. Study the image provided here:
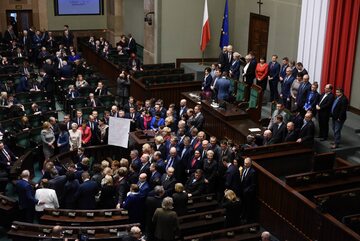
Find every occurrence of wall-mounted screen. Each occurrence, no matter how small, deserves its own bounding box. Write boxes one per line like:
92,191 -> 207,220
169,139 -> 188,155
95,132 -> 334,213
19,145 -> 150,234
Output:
54,0 -> 103,16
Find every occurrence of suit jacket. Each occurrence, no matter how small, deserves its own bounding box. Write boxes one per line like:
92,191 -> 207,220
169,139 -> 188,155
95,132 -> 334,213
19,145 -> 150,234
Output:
215,77 -> 231,101
193,112 -> 205,131
179,145 -> 194,167
298,120 -> 315,146
240,167 -> 256,195
152,208 -> 179,241
280,64 -> 289,80
145,195 -> 163,229
281,75 -> 295,99
271,122 -> 287,143
304,91 -> 320,114
317,92 -> 335,119
139,162 -> 151,176
76,180 -> 99,209
149,171 -> 162,189
0,146 -> 17,171
202,74 -> 212,91
128,38 -> 137,54
161,174 -> 177,196
137,181 -> 150,197
172,192 -> 188,216
224,164 -> 241,194
296,82 -> 311,108
16,76 -> 30,93
244,59 -> 256,85
185,174 -> 205,196
59,65 -> 73,78
268,61 -> 281,80
41,74 -> 55,93
16,179 -> 38,209
218,52 -> 229,71
284,130 -> 299,142
63,179 -> 80,208
165,155 -> 184,182
94,87 -> 108,96
230,60 -> 241,80
331,95 -> 349,122
123,192 -> 144,224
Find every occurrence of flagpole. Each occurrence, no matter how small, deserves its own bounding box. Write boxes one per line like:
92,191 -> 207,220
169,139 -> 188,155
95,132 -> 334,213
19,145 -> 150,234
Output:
201,51 -> 204,65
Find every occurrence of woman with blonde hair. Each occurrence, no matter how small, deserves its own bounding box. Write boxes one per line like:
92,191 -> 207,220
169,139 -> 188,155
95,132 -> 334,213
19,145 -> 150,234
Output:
172,183 -> 188,216
222,189 -> 241,227
99,174 -> 116,208
41,121 -> 55,161
69,123 -> 81,150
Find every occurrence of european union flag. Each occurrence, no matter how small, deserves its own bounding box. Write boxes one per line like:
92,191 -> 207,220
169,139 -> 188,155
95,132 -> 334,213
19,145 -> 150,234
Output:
219,0 -> 229,49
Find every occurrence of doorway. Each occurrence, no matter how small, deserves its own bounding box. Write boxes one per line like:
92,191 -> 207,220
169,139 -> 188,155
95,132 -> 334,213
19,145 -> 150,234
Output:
6,10 -> 33,36
248,13 -> 270,61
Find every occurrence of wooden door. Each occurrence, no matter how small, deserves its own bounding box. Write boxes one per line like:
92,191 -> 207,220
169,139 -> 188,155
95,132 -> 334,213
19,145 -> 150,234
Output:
248,13 -> 270,61
6,10 -> 33,35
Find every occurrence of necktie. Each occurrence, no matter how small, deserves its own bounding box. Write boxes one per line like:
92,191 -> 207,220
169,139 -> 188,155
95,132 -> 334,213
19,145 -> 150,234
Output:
241,168 -> 248,181
92,100 -> 96,107
181,148 -> 186,158
194,141 -> 200,150
319,94 -> 327,105
331,97 -> 340,114
166,158 -> 174,170
3,150 -> 10,161
191,158 -> 196,167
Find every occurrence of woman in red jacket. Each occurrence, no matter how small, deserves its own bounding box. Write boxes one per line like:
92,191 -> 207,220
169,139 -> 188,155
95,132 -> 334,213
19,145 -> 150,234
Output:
255,56 -> 269,94
78,120 -> 92,147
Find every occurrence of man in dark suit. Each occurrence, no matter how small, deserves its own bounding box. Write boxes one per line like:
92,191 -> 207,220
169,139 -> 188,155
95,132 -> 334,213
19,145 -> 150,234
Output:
16,75 -> 30,93
223,159 -> 241,195
75,172 -> 99,209
179,136 -> 194,169
284,122 -> 298,142
160,167 -> 177,196
87,114 -> 98,145
187,150 -> 203,177
145,186 -> 164,240
185,169 -> 206,197
125,107 -> 140,131
59,61 -> 73,79
192,105 -> 205,131
296,112 -> 315,147
149,163 -> 162,189
280,67 -> 295,109
40,68 -> 55,103
270,115 -> 287,144
218,46 -> 229,72
316,84 -> 335,141
268,55 -> 281,102
178,99 -> 188,119
123,184 -> 145,225
296,74 -> 311,115
139,154 -> 151,177
16,170 -> 43,222
127,34 -> 137,54
330,88 -> 349,149
94,81 -> 108,96
0,141 -> 17,173
166,147 -> 184,183
240,157 -> 256,223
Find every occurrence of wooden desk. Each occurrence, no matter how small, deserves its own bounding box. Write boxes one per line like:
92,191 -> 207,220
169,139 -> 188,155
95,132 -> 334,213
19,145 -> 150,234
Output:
182,92 -> 262,144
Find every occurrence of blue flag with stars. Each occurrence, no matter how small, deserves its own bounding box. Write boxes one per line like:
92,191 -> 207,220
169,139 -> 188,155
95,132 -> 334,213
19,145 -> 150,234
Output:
219,0 -> 229,49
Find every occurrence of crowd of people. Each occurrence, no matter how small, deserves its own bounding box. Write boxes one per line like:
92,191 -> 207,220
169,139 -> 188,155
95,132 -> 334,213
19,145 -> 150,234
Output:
203,45 -> 349,149
0,23 -> 347,241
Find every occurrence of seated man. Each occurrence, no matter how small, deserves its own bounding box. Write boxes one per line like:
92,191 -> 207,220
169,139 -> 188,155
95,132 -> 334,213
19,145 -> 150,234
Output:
185,169 -> 205,197
0,141 -> 18,175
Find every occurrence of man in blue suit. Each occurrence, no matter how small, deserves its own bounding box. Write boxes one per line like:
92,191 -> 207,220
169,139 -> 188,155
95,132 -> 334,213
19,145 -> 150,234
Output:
215,72 -> 232,101
296,74 -> 311,115
268,55 -> 281,102
75,172 -> 99,209
279,57 -> 289,82
280,67 -> 295,109
223,159 -> 241,196
137,173 -> 150,198
16,170 -> 43,222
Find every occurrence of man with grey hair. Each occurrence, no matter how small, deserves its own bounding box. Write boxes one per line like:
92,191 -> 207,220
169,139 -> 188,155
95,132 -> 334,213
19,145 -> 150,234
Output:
145,185 -> 165,240
152,197 -> 179,241
261,231 -> 271,241
16,170 -> 44,222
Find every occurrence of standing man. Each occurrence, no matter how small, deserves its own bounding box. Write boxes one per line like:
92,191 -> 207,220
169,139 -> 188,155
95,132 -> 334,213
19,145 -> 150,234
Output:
16,170 -> 43,222
215,72 -> 232,101
240,157 -> 256,223
280,67 -> 295,110
268,55 -> 281,102
330,88 -> 349,149
152,197 -> 179,241
296,74 -> 311,115
316,84 -> 334,141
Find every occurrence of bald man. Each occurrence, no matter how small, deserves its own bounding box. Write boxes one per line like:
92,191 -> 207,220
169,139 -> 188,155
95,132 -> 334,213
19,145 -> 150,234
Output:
137,173 -> 150,197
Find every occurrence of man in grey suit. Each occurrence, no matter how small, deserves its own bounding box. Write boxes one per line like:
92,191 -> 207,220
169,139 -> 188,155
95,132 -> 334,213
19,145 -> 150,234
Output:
152,197 -> 179,241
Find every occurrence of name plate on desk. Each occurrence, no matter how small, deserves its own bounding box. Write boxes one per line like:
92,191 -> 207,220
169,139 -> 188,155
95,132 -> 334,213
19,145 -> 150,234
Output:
87,230 -> 95,235
104,211 -> 113,217
42,229 -> 51,234
109,228 -> 117,234
86,212 -> 94,217
52,211 -> 60,216
64,230 -> 73,235
68,212 -> 76,217
187,199 -> 194,204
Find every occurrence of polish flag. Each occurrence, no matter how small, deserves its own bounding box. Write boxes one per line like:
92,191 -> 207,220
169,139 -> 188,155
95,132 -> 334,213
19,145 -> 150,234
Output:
200,0 -> 211,52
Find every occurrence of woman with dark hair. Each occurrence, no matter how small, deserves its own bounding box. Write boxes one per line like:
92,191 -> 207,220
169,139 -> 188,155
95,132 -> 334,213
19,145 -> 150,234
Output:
78,120 -> 91,147
138,111 -> 152,130
150,113 -> 164,131
96,118 -> 109,144
255,56 -> 269,93
57,123 -> 70,153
